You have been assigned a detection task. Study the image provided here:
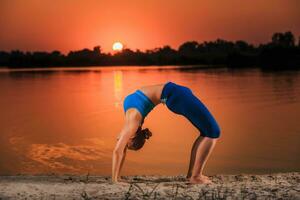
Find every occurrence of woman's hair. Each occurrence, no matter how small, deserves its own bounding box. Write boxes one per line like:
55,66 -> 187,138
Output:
127,127 -> 152,151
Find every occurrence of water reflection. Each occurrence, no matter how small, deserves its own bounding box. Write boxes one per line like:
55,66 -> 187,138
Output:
7,135 -> 111,174
113,70 -> 123,108
8,70 -> 58,79
27,138 -> 110,173
262,70 -> 299,103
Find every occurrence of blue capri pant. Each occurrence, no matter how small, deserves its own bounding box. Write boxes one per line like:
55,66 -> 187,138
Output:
161,82 -> 221,138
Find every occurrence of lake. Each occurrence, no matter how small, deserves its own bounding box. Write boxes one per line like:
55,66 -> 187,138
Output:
0,66 -> 299,176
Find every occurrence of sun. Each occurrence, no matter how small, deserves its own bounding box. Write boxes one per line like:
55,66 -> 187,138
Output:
112,42 -> 123,51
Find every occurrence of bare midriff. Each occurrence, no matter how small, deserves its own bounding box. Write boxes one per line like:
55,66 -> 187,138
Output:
139,82 -> 166,106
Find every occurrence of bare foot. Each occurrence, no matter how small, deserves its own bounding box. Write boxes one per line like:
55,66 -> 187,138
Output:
200,174 -> 210,180
115,181 -> 129,186
186,174 -> 210,181
189,176 -> 212,184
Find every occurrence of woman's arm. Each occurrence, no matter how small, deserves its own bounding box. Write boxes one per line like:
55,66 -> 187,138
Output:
118,147 -> 127,178
112,117 -> 139,183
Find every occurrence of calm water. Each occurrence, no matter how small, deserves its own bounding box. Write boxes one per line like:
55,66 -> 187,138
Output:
0,66 -> 299,176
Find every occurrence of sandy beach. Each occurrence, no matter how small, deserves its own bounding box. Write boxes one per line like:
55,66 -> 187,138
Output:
0,172 -> 299,199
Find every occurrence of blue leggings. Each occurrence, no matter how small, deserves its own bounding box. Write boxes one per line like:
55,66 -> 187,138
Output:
161,82 -> 221,138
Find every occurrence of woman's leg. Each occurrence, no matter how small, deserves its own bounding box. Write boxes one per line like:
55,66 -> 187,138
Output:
186,135 -> 204,179
189,137 -> 218,184
165,84 -> 220,183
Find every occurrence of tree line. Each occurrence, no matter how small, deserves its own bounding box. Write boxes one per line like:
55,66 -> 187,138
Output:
0,31 -> 299,69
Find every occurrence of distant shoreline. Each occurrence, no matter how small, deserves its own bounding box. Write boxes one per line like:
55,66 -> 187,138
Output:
0,64 -> 228,72
0,172 -> 299,199
1,65 -> 299,76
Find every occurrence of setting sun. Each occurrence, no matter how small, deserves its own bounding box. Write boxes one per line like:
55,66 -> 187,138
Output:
112,42 -> 123,51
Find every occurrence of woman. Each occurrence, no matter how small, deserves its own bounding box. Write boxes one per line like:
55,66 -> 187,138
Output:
112,81 -> 220,184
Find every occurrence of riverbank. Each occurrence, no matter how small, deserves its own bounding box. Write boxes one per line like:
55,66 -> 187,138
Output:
0,172 -> 299,199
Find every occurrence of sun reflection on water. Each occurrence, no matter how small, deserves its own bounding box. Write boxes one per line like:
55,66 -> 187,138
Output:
113,70 -> 123,108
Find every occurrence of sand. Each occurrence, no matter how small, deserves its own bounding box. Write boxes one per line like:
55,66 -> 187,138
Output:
0,172 -> 299,200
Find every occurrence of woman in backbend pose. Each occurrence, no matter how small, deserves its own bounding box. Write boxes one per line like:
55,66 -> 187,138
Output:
112,82 -> 220,184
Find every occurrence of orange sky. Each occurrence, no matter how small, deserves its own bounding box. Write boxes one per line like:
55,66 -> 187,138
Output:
0,0 -> 299,53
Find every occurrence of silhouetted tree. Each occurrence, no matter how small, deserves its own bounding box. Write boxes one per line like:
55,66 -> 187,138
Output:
178,41 -> 199,55
0,51 -> 10,66
9,50 -> 26,67
67,46 -> 103,65
93,46 -> 101,55
234,40 -> 254,52
150,45 -> 178,65
271,31 -> 295,47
